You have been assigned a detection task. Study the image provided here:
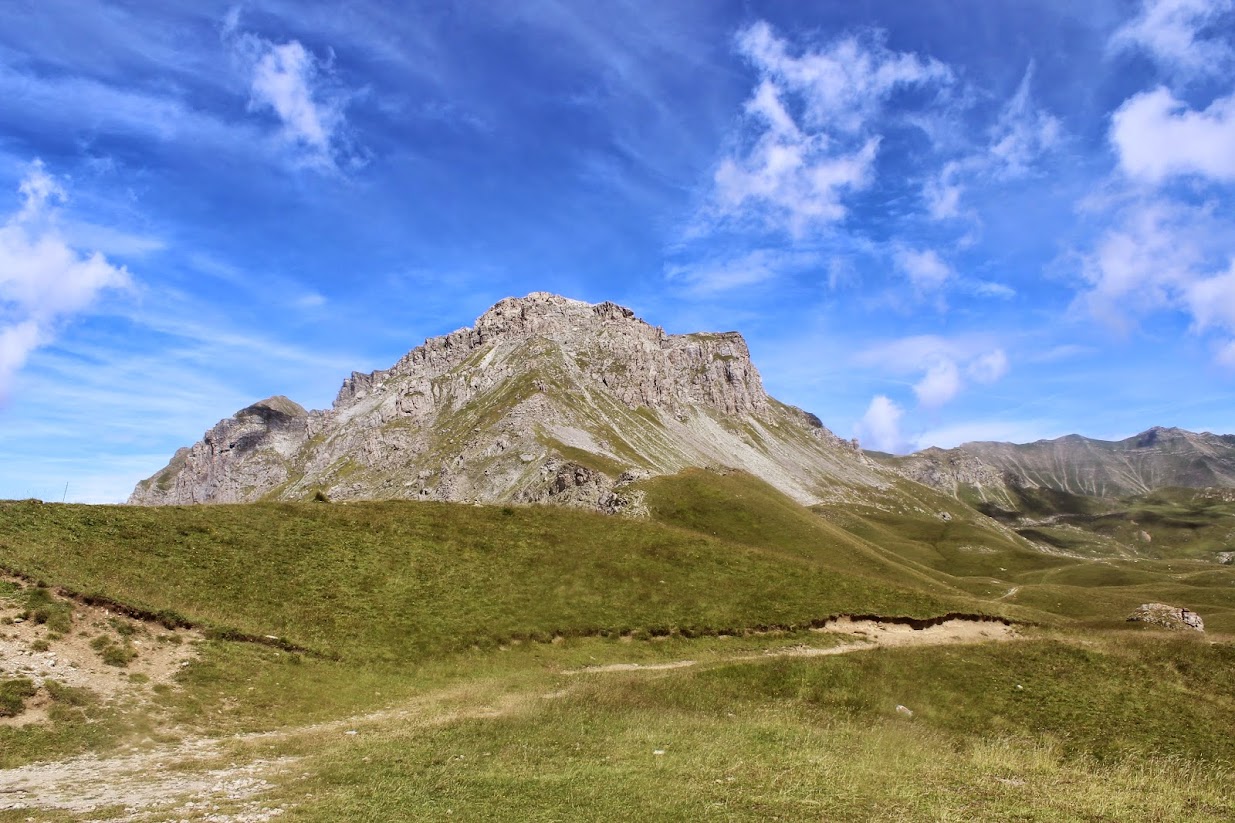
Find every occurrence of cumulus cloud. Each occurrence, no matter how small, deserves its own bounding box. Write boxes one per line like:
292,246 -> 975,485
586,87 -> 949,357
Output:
1075,198 -> 1235,365
1184,260 -> 1235,332
913,358 -> 962,408
1110,88 -> 1235,183
0,162 -> 130,395
711,21 -> 952,236
855,395 -> 906,453
1110,0 -> 1234,77
224,9 -> 356,170
1076,201 -> 1204,329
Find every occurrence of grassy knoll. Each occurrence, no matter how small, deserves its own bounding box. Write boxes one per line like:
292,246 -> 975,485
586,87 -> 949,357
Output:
0,491 -> 965,666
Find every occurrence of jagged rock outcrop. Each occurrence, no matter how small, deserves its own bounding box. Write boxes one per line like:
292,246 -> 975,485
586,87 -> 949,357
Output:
1127,603 -> 1204,632
132,293 -> 888,510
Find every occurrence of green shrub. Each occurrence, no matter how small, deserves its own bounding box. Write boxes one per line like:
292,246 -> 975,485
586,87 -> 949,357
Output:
0,678 -> 37,717
20,587 -> 72,634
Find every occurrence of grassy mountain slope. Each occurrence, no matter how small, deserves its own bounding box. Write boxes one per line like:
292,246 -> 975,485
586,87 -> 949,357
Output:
4,473 -> 1235,820
0,489 -> 969,667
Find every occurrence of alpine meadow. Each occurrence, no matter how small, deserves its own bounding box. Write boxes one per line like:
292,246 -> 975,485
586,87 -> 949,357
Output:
3,2 -> 1235,821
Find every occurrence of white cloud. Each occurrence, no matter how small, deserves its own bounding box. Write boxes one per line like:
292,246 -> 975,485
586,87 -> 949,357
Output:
0,162 -> 130,395
710,21 -> 952,236
855,394 -> 906,453
923,63 -> 1060,219
1110,0 -> 1234,77
1184,260 -> 1235,331
251,41 -> 333,152
924,160 -> 963,220
1075,199 -> 1235,365
913,358 -> 962,408
988,63 -> 1062,178
913,419 -> 1062,450
224,11 -> 355,170
858,335 -> 1010,409
1216,338 -> 1235,368
969,280 -> 1016,299
294,291 -> 328,309
665,249 -> 821,295
894,247 -> 953,291
1110,88 -> 1235,183
1076,201 -> 1202,329
967,349 -> 1009,383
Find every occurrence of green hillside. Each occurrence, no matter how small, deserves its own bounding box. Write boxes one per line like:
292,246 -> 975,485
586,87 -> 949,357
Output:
0,483 -> 968,666
2,471 -> 1235,820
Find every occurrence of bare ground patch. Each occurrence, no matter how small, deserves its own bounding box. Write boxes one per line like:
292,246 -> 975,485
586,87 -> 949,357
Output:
0,576 -> 200,727
570,616 -> 1020,673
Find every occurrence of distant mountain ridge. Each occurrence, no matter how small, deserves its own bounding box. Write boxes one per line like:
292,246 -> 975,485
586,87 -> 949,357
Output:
884,427 -> 1235,504
131,292 -> 888,510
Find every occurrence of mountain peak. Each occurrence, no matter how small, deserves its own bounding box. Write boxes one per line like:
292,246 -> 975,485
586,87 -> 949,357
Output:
131,293 -> 881,509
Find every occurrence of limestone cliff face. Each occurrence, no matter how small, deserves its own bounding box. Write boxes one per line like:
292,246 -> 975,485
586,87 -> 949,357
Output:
131,293 -> 886,510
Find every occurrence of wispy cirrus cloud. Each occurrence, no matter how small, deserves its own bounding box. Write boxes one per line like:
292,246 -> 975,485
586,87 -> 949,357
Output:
0,161 -> 130,396
223,8 -> 362,171
924,63 -> 1061,221
665,248 -> 823,295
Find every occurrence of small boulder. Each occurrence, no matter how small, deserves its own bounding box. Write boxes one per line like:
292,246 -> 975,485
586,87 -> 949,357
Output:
1127,603 -> 1204,632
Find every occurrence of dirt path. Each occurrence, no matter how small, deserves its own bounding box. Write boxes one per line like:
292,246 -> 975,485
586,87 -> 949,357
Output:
0,616 -> 1018,821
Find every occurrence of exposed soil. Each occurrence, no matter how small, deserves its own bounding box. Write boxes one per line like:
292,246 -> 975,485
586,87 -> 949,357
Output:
571,616 -> 1019,673
0,576 -> 200,727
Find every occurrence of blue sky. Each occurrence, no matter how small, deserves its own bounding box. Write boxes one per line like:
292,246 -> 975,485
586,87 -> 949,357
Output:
2,0 -> 1235,502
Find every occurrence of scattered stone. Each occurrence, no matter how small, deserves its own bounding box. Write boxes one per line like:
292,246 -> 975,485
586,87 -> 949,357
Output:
1127,603 -> 1204,632
1138,530 -> 1152,543
1217,551 -> 1234,565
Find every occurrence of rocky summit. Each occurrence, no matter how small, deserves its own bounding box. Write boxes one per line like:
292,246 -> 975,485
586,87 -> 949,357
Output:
131,293 -> 888,510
